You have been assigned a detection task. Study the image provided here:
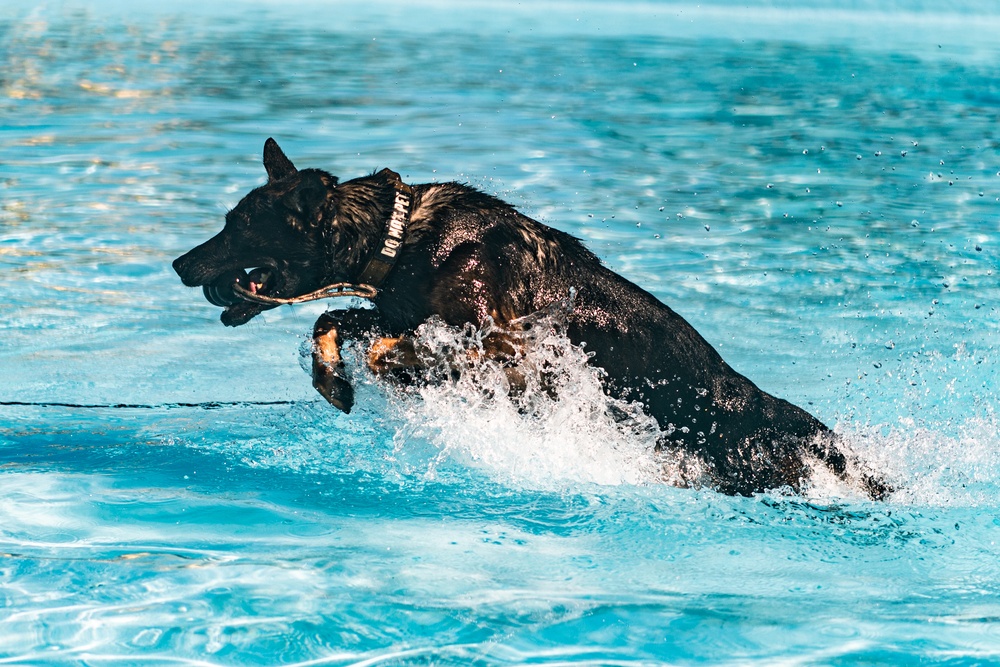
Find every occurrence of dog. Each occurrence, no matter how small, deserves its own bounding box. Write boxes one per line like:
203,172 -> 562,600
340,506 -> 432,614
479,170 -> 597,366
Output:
173,138 -> 889,499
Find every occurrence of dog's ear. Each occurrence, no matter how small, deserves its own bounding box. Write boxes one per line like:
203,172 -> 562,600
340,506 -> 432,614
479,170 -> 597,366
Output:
282,171 -> 329,225
263,137 -> 297,182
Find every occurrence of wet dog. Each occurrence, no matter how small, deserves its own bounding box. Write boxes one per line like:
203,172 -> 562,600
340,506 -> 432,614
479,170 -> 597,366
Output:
173,138 -> 888,499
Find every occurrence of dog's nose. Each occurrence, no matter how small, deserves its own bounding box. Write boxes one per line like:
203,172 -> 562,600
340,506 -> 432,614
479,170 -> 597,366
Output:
172,251 -> 201,286
173,232 -> 229,286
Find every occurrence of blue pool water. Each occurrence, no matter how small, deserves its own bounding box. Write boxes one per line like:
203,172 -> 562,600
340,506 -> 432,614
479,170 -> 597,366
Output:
3,0 -> 1000,663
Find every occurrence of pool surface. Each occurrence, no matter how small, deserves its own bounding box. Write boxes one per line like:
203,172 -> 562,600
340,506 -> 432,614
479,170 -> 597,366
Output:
3,0 -> 1000,664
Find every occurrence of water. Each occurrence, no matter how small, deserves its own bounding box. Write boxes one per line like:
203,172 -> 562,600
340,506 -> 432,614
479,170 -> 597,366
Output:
2,0 -> 1000,663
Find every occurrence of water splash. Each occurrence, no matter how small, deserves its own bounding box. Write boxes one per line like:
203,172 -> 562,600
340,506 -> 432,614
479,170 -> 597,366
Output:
367,310 -> 697,490
833,417 -> 1000,508
347,312 -> 1000,506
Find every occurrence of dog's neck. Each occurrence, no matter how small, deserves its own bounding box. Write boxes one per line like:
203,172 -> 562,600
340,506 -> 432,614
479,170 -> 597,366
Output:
353,169 -> 414,288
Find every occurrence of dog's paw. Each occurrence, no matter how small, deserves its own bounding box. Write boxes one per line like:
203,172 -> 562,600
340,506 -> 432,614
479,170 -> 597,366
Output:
313,362 -> 355,413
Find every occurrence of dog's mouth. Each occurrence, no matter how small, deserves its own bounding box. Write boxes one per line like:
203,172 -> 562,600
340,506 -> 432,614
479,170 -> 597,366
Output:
202,267 -> 276,307
203,266 -> 283,327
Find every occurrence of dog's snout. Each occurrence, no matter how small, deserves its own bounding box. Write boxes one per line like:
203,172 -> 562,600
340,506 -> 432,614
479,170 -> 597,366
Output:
172,250 -> 205,286
172,253 -> 192,282
173,232 -> 230,286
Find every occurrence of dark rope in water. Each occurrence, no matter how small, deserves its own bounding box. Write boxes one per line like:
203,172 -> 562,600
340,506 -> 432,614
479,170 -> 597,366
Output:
0,400 -> 300,410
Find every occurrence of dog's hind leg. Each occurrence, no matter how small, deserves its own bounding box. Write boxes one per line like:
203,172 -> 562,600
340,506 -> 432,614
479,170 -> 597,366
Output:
312,310 -> 383,413
803,430 -> 893,500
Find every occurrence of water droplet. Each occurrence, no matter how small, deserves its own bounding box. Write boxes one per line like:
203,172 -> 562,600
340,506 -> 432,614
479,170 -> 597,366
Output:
802,149 -> 809,154
901,150 -> 908,157
976,245 -> 983,251
856,154 -> 862,160
873,362 -> 882,369
704,225 -> 711,232
885,341 -> 895,350
836,201 -> 843,207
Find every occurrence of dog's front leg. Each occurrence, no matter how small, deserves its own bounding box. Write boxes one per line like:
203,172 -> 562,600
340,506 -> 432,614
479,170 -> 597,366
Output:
366,336 -> 423,374
365,328 -> 527,394
312,310 -> 382,413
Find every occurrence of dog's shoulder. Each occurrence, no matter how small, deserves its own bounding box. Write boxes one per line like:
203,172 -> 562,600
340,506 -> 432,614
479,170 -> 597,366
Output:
409,182 -> 513,231
406,183 -> 591,275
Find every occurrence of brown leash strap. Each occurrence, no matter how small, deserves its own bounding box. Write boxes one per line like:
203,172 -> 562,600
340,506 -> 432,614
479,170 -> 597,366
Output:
232,281 -> 377,305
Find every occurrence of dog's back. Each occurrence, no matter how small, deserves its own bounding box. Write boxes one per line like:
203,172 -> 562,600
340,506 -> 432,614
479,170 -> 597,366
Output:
377,182 -> 877,496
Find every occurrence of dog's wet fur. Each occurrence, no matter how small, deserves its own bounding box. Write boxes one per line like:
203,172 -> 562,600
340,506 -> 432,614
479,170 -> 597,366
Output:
173,139 -> 889,499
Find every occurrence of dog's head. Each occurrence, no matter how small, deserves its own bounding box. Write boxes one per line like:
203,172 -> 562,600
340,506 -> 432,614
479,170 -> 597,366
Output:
173,138 -> 339,326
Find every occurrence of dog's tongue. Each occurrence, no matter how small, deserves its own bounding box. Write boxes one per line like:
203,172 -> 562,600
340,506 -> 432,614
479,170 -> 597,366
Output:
204,267 -> 279,326
246,267 -> 271,295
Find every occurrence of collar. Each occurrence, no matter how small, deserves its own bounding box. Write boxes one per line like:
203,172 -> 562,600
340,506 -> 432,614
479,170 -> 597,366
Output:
355,170 -> 413,289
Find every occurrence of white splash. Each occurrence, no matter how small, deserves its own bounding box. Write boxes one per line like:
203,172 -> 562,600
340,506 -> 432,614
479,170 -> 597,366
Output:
343,313 -> 999,505
379,312 -> 700,490
833,416 -> 1000,507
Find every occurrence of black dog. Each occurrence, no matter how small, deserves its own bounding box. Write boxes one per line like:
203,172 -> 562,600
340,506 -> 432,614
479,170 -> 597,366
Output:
173,138 -> 888,499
